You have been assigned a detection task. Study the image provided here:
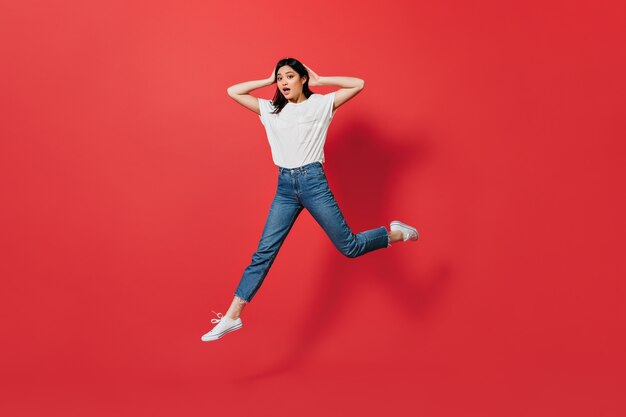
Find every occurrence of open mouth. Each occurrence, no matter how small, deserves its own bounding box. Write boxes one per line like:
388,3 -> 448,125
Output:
282,88 -> 291,94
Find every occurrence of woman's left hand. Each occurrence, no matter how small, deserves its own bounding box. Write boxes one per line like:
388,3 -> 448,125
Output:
303,64 -> 321,87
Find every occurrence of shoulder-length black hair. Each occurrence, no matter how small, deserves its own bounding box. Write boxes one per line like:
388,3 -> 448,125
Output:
271,57 -> 314,115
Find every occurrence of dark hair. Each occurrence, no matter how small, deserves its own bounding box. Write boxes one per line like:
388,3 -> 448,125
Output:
270,57 -> 314,115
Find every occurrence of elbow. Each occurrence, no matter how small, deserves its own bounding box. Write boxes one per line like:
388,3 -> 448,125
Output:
358,79 -> 365,90
226,87 -> 234,97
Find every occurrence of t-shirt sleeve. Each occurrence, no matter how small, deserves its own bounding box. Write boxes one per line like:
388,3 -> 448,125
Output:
258,98 -> 270,125
324,92 -> 336,121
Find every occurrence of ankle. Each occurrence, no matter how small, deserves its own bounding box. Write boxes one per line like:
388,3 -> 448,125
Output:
389,229 -> 404,243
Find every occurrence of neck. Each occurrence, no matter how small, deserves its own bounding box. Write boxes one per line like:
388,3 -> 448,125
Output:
288,93 -> 307,104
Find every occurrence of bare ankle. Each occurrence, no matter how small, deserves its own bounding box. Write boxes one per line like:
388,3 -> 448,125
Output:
226,296 -> 247,320
389,229 -> 404,243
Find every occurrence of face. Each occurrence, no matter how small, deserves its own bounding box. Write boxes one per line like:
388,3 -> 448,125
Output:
276,65 -> 306,99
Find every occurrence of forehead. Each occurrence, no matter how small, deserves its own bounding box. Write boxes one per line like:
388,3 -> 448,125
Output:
277,65 -> 296,75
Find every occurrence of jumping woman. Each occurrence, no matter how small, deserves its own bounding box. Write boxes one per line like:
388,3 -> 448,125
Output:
201,57 -> 419,342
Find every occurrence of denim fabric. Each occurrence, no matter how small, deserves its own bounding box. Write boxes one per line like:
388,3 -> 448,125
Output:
234,162 -> 390,302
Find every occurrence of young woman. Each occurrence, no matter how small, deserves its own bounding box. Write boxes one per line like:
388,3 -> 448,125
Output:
201,58 -> 418,342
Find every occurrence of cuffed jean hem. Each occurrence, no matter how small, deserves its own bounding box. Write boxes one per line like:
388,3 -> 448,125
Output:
233,292 -> 251,303
354,226 -> 391,256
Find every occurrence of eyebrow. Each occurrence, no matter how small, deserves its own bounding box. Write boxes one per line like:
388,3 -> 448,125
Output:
278,71 -> 295,75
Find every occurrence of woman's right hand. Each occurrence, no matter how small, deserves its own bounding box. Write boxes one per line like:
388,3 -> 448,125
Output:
268,68 -> 276,84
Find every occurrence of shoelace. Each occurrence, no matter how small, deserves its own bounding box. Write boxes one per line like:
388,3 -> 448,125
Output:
210,311 -> 223,324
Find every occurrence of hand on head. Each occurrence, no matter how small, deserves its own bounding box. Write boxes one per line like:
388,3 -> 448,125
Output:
302,63 -> 320,87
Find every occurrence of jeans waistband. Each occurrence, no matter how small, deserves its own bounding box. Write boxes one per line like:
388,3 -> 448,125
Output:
278,161 -> 323,175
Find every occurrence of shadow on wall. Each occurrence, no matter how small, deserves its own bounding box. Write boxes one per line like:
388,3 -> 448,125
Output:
239,117 -> 453,381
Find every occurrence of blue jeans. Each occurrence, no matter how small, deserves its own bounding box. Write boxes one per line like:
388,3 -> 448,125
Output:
234,162 -> 390,302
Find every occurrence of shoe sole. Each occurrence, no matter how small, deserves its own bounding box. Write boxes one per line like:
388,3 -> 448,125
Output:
201,322 -> 243,342
390,221 -> 419,240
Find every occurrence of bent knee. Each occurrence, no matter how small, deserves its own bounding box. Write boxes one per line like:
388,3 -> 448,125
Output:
338,245 -> 360,258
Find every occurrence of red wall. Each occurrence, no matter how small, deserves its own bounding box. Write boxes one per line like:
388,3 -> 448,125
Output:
1,1 -> 625,416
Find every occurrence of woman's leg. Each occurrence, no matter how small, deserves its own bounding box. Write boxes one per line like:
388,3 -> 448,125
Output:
201,177 -> 302,341
232,184 -> 303,304
300,164 -> 415,257
300,168 -> 389,257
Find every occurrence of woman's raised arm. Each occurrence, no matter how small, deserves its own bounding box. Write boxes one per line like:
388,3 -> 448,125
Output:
304,64 -> 365,111
226,70 -> 276,115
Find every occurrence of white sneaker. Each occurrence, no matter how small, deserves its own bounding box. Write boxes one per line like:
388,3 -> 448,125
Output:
201,311 -> 243,342
390,220 -> 419,241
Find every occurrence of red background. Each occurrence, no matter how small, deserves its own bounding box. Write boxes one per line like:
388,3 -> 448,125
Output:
1,1 -> 625,416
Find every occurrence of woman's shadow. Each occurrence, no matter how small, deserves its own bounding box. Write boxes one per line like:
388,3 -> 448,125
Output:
238,117 -> 452,382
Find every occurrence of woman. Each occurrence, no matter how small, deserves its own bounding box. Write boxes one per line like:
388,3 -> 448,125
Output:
201,58 -> 418,342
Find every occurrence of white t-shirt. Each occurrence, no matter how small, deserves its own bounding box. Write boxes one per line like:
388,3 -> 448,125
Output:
258,92 -> 336,169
